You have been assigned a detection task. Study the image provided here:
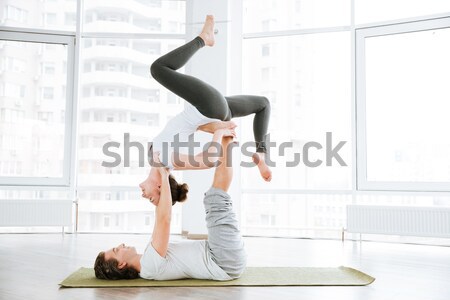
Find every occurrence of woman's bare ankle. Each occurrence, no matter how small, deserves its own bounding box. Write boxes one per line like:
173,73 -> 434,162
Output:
199,15 -> 215,47
252,153 -> 272,182
252,152 -> 265,165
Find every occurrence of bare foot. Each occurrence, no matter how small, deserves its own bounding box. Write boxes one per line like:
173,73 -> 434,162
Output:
252,152 -> 272,182
199,15 -> 215,47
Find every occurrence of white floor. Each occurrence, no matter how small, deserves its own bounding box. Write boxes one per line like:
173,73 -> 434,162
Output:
0,233 -> 449,300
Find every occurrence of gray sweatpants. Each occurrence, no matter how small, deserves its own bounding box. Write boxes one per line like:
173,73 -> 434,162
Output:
203,187 -> 247,279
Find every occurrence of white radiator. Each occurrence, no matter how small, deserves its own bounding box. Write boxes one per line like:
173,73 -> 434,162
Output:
346,205 -> 450,238
0,199 -> 72,226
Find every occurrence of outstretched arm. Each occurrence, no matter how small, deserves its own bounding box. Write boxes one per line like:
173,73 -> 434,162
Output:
172,128 -> 236,170
151,167 -> 171,257
212,136 -> 235,192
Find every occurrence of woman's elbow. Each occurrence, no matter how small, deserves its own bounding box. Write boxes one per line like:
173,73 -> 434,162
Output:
203,155 -> 220,168
193,153 -> 218,169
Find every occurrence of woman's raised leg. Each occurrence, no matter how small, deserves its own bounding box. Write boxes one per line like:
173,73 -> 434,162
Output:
150,15 -> 231,120
225,95 -> 272,181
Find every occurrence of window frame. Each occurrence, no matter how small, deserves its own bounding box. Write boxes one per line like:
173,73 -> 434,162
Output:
0,29 -> 76,186
355,16 -> 450,192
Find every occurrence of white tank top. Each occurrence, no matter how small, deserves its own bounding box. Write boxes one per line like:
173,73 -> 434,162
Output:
151,103 -> 220,169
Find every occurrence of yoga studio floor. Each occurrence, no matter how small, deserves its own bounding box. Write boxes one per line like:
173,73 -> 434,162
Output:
1,234 -> 449,300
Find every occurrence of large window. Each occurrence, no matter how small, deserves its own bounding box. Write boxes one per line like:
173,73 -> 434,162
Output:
76,1 -> 186,233
0,0 -> 77,31
0,0 -> 78,234
241,193 -> 352,239
77,38 -> 186,233
82,1 -> 186,34
240,0 -> 352,239
241,33 -> 351,191
355,0 -> 450,25
0,0 -> 187,233
1,0 -> 450,241
0,31 -> 75,186
356,18 -> 450,191
243,0 -> 350,32
241,0 -> 450,243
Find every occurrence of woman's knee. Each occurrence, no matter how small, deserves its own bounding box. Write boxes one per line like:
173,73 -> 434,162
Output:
260,96 -> 271,111
150,61 -> 162,79
230,252 -> 247,278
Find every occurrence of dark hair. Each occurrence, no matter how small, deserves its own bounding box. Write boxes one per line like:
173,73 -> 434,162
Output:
94,251 -> 139,280
168,174 -> 189,205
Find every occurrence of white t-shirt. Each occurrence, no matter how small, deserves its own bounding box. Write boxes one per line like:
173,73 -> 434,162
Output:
151,103 -> 221,169
139,239 -> 232,281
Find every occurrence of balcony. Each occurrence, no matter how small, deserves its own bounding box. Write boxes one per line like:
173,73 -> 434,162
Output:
77,148 -> 107,161
79,96 -> 160,113
77,146 -> 153,164
83,0 -> 162,20
82,45 -> 158,66
79,121 -> 161,137
77,199 -> 149,213
81,71 -> 150,89
83,21 -> 155,34
77,174 -> 146,188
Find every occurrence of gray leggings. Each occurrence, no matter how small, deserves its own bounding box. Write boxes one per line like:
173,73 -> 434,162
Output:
203,187 -> 247,279
150,36 -> 271,153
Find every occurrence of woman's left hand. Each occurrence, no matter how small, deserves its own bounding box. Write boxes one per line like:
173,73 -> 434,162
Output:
215,128 -> 237,138
153,152 -> 170,177
157,166 -> 170,178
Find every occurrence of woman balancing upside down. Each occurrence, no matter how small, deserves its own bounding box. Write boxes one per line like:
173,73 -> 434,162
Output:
139,15 -> 272,206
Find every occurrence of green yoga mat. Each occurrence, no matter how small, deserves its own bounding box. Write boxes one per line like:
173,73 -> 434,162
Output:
60,266 -> 375,287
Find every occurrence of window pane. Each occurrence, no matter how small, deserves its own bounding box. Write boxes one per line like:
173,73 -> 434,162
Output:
355,0 -> 450,25
83,0 -> 186,34
365,27 -> 450,182
243,0 -> 350,33
0,40 -> 67,178
241,193 -> 352,239
0,188 -> 69,200
78,38 -> 184,186
241,32 -> 351,190
0,0 -> 77,31
241,193 -> 450,245
77,38 -> 185,232
77,190 -> 182,233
